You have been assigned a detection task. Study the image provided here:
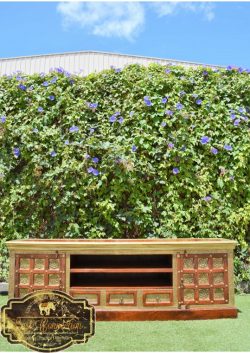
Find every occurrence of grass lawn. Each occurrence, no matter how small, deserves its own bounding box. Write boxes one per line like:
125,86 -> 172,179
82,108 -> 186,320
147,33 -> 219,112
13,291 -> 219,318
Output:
0,294 -> 250,352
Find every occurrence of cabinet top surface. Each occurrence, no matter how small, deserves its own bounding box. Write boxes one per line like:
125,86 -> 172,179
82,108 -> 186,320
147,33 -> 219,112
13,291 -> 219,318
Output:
6,238 -> 237,252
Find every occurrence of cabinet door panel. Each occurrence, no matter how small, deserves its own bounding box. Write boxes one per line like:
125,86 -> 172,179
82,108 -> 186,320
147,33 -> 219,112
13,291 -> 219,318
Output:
15,254 -> 66,297
177,253 -> 229,305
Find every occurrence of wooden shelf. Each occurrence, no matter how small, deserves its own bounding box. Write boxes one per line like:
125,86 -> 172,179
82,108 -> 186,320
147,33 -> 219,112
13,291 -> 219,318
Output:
70,268 -> 173,273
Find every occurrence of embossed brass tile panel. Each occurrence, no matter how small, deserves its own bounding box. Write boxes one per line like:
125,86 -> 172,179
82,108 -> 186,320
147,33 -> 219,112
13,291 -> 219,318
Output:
70,292 -> 100,305
19,274 -> 29,285
106,291 -> 137,306
34,274 -> 44,286
34,258 -> 45,270
198,273 -> 209,285
143,290 -> 173,306
20,258 -> 30,269
48,274 -> 60,286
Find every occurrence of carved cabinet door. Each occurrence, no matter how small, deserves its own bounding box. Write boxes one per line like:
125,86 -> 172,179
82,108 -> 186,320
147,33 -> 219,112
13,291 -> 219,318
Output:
14,253 -> 66,297
177,253 -> 229,305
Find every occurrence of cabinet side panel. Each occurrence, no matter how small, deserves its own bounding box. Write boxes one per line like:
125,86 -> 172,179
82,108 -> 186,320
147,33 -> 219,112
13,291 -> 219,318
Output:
8,250 -> 15,298
228,250 -> 235,306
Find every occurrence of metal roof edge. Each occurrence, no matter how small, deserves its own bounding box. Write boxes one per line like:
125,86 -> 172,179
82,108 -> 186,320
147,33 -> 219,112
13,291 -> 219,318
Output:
0,50 -> 224,68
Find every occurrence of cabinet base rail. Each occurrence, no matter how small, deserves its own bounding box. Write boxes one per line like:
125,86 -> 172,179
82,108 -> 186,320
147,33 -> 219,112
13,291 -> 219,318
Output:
95,307 -> 238,321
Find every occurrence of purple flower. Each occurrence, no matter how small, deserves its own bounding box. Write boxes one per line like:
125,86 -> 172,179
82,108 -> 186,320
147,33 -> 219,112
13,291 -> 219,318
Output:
92,168 -> 99,176
18,84 -> 26,91
65,140 -> 69,145
48,95 -> 55,101
28,85 -> 34,91
129,111 -> 134,117
13,147 -> 20,158
234,119 -> 240,126
144,96 -> 152,106
42,81 -> 49,87
50,151 -> 57,157
165,69 -> 171,74
203,70 -> 208,76
161,97 -> 168,104
88,102 -> 98,109
33,128 -> 39,133
55,67 -> 64,73
230,113 -> 236,120
172,167 -> 179,175
192,94 -> 198,98
227,66 -> 233,71
115,68 -> 121,73
87,167 -> 99,176
109,115 -> 116,123
165,110 -> 173,116
230,175 -> 234,181
203,195 -> 212,202
211,147 -> 218,155
161,121 -> 166,127
69,125 -> 79,133
89,128 -> 95,134
196,99 -> 202,105
64,71 -> 71,78
132,145 -> 137,152
200,136 -> 210,144
224,144 -> 233,151
176,103 -> 183,110
118,117 -> 124,124
85,154 -> 90,159
92,157 -> 99,163
40,72 -> 45,77
50,77 -> 58,84
168,143 -> 174,149
37,107 -> 44,113
1,115 -> 6,123
238,107 -> 245,114
238,67 -> 244,73
179,91 -> 186,97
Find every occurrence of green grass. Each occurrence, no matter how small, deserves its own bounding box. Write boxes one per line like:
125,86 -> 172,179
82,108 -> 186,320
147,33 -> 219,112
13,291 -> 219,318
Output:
1,294 -> 250,351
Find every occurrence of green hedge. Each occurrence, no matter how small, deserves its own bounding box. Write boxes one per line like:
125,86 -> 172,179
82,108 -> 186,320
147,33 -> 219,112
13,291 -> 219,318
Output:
0,64 -> 250,281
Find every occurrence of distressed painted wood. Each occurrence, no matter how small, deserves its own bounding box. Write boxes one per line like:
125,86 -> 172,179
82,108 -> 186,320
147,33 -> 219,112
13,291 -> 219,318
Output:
6,238 -> 237,320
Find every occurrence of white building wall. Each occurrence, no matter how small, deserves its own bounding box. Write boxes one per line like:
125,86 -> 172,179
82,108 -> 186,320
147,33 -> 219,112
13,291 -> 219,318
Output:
0,50 -> 221,76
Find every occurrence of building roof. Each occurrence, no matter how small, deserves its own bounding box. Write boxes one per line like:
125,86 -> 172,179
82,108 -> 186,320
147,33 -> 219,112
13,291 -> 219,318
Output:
0,50 -> 222,76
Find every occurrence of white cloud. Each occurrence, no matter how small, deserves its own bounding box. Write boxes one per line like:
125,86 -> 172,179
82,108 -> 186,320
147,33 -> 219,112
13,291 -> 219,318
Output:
152,2 -> 215,22
57,2 -> 145,41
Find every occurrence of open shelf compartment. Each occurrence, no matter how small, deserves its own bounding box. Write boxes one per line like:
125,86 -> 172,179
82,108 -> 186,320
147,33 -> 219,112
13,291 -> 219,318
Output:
70,254 -> 173,288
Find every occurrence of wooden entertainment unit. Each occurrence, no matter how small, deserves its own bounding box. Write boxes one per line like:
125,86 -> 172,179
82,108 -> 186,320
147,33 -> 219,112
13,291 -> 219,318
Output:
6,238 -> 238,320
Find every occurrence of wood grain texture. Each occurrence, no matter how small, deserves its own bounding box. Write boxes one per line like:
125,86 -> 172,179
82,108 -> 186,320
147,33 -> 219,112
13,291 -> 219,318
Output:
6,238 -> 237,253
95,307 -> 238,321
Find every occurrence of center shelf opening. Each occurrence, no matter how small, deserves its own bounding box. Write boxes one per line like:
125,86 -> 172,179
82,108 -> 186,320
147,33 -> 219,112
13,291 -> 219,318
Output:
70,254 -> 173,288
70,254 -> 172,269
70,272 -> 173,287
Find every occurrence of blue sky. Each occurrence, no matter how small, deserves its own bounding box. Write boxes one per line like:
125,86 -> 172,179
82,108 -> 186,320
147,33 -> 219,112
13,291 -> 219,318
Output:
0,1 -> 250,67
